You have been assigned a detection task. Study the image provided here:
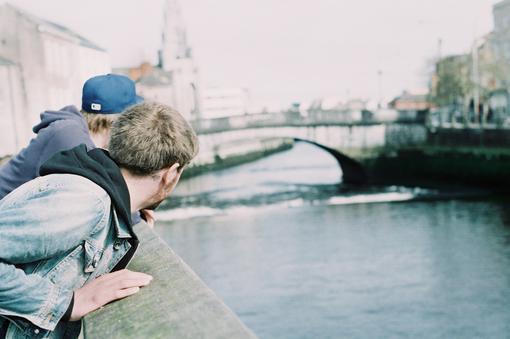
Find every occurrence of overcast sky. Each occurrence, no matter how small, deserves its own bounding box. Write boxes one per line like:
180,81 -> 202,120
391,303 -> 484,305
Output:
3,0 -> 500,109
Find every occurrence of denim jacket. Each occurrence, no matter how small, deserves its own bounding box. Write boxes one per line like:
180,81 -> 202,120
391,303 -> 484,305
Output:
0,173 -> 134,339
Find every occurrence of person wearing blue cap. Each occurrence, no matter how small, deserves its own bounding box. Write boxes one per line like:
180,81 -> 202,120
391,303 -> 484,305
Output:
0,102 -> 199,338
0,74 -> 142,201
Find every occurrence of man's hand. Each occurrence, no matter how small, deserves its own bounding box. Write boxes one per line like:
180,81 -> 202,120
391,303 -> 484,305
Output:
70,269 -> 153,321
140,209 -> 156,228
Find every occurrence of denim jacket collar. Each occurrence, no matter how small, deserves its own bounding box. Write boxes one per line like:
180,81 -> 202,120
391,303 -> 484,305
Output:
112,208 -> 132,239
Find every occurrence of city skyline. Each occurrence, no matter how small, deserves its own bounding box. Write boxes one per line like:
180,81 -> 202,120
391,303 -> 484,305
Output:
3,0 -> 500,110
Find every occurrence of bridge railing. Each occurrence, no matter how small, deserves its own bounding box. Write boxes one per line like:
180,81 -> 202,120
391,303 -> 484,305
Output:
192,110 -> 426,135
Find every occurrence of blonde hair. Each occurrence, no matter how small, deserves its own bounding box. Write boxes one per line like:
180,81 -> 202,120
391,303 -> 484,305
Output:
108,102 -> 199,176
81,110 -> 121,134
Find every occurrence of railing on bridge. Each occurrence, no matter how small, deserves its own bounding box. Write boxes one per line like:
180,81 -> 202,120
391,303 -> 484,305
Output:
192,109 -> 426,135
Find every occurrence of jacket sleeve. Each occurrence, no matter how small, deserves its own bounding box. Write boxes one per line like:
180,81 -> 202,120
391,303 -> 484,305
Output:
0,175 -> 109,331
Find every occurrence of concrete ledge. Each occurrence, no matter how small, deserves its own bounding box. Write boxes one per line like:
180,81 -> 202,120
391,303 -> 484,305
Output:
83,222 -> 257,339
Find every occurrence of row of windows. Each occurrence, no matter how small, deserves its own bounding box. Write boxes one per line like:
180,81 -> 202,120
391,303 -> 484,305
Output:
43,38 -> 72,78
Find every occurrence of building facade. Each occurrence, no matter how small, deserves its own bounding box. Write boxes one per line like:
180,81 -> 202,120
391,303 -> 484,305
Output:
430,54 -> 471,107
115,0 -> 202,122
0,57 -> 27,155
159,0 -> 201,121
201,88 -> 249,119
0,4 -> 110,154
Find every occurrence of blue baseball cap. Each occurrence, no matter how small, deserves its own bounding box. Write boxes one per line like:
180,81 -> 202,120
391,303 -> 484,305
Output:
82,74 -> 143,114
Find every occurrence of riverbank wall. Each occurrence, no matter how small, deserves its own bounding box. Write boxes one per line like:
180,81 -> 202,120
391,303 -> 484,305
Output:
357,127 -> 510,188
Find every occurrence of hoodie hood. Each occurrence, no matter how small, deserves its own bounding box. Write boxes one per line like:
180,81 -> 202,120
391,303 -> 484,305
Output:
33,105 -> 86,134
39,144 -> 134,234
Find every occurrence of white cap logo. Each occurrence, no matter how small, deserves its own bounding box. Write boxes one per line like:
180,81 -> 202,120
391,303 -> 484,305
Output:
91,103 -> 101,111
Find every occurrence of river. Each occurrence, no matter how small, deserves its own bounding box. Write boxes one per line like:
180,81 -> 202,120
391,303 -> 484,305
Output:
154,142 -> 510,339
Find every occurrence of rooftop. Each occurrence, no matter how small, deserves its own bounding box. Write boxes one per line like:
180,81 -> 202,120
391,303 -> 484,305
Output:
4,3 -> 106,52
137,67 -> 173,87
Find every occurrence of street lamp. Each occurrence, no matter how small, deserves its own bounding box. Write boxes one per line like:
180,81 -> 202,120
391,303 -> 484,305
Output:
471,36 -> 484,126
377,70 -> 383,109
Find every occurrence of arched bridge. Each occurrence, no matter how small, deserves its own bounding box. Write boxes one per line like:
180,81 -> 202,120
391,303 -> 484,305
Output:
293,138 -> 368,184
191,121 -> 427,185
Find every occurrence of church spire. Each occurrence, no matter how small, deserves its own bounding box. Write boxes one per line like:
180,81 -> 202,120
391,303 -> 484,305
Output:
161,0 -> 190,70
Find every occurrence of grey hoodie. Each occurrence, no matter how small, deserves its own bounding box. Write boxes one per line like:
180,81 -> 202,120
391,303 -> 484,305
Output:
0,105 -> 94,199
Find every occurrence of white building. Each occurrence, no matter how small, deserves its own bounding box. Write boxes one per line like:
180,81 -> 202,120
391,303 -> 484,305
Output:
115,0 -> 201,121
202,87 -> 249,119
0,57 -> 27,155
159,0 -> 201,121
0,4 -> 111,154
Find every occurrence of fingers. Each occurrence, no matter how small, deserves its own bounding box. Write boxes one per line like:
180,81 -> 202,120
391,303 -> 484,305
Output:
99,270 -> 153,292
117,278 -> 152,290
142,209 -> 155,218
114,269 -> 152,281
115,286 -> 140,299
101,271 -> 153,303
141,209 -> 156,228
71,269 -> 154,320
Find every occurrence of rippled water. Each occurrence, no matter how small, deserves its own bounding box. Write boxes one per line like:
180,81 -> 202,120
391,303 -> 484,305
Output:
155,143 -> 510,339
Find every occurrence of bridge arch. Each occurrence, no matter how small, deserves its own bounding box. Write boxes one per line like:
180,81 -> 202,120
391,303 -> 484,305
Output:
196,126 -> 373,184
194,126 -> 370,184
293,138 -> 367,185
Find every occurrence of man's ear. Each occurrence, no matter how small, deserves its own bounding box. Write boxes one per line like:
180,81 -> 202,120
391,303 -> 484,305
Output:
161,163 -> 181,186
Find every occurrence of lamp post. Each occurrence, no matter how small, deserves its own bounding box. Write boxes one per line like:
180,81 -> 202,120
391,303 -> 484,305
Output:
471,37 -> 483,126
377,69 -> 383,109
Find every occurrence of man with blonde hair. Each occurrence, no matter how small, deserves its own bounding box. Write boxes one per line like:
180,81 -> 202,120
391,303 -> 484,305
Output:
0,102 -> 199,338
